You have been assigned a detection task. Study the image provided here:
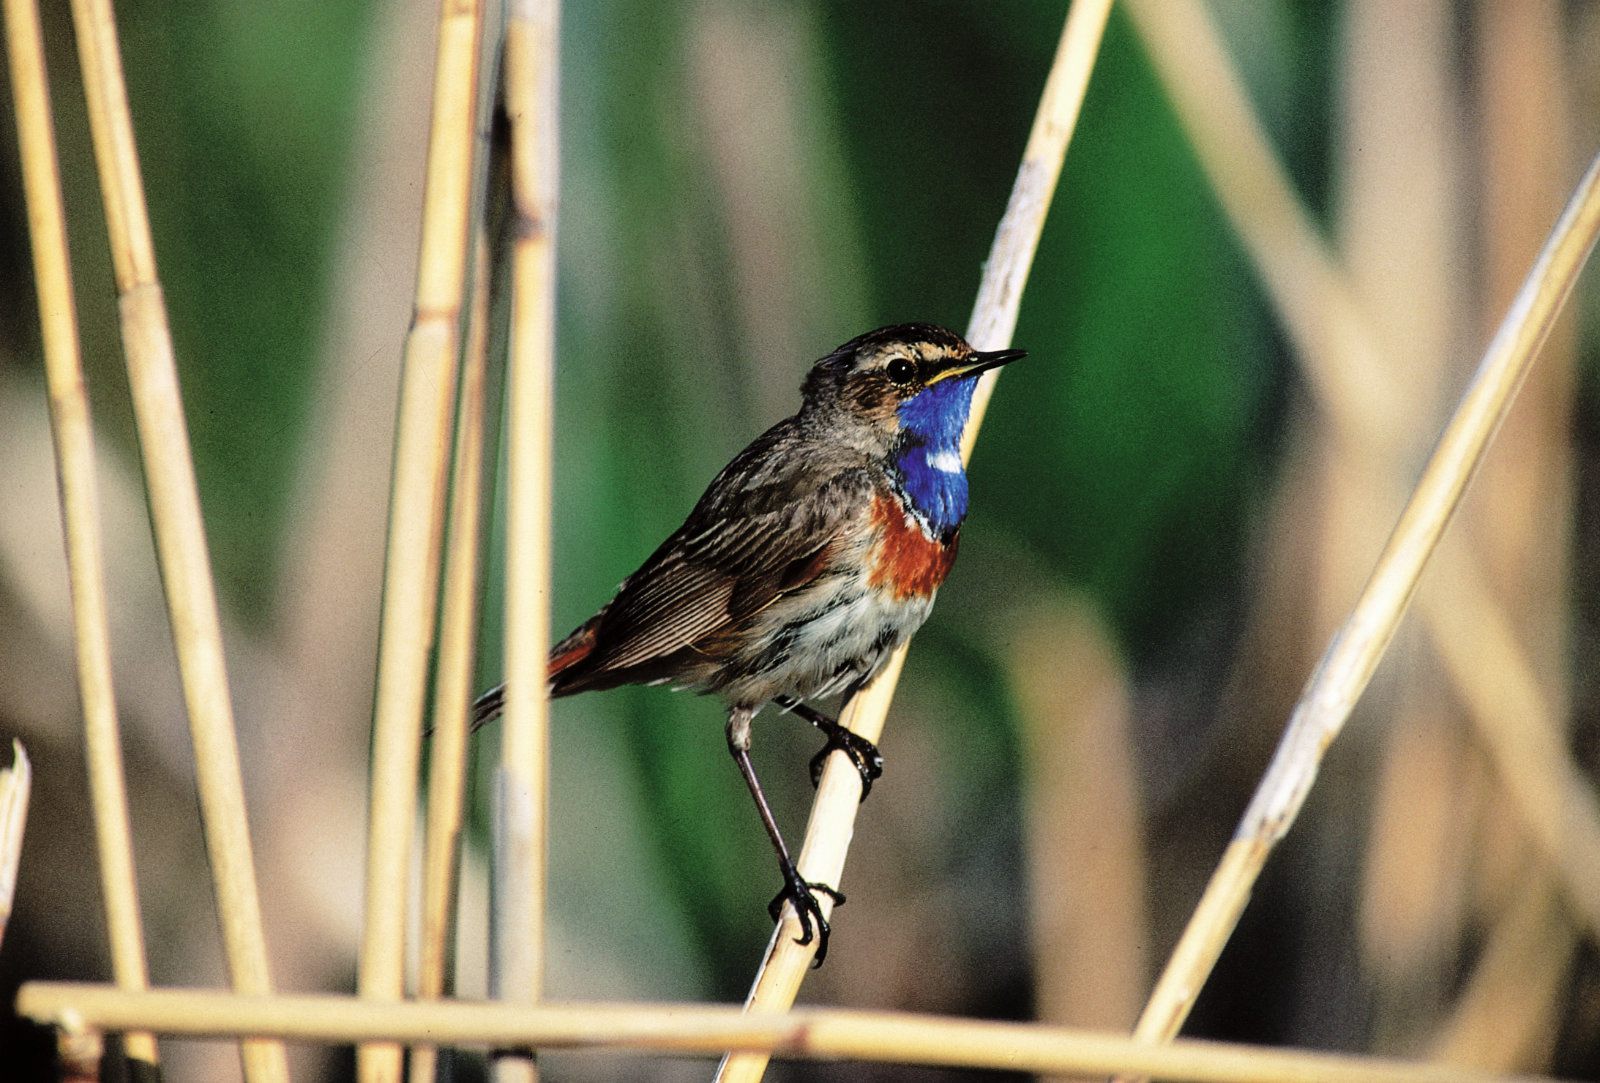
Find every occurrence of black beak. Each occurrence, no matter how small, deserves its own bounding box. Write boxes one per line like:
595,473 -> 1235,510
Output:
966,347 -> 1028,376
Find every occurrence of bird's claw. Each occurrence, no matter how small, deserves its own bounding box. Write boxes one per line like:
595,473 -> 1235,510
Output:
809,728 -> 884,799
769,866 -> 845,967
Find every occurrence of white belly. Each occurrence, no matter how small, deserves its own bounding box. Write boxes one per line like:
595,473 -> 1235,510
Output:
713,570 -> 936,707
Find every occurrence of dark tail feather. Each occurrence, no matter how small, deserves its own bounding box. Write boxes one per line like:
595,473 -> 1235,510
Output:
468,617 -> 601,731
468,684 -> 505,732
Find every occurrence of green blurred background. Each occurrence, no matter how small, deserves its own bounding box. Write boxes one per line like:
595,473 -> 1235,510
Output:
3,1 -> 1599,1080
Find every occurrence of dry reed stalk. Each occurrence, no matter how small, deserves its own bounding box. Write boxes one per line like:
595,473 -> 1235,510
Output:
1127,0 -> 1600,1043
14,982 -> 1563,1083
1122,0 -> 1411,440
1460,0 -> 1579,984
1420,539 -> 1600,934
1417,8 -> 1583,1061
1333,1 -> 1470,1031
1117,137 -> 1600,1061
356,0 -> 487,1078
716,4 -> 1111,1076
410,236 -> 494,1083
491,1 -> 558,1081
1428,869 -> 1572,1070
3,0 -> 157,1066
0,741 -> 29,948
1010,605 -> 1147,1040
64,0 -> 287,1077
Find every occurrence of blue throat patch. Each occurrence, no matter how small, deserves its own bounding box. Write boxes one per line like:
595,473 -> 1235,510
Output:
894,376 -> 975,535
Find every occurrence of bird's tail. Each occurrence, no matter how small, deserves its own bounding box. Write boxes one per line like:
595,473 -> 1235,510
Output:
468,617 -> 600,731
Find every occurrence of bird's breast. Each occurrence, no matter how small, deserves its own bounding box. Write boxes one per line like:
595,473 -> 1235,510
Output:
866,490 -> 959,600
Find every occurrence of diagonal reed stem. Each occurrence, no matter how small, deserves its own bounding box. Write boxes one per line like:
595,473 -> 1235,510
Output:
3,0 -> 157,1068
1124,0 -> 1600,1053
491,2 -> 559,1080
716,3 -> 1113,1079
65,0 -> 287,1077
357,0 -> 487,1079
13,982 -> 1563,1083
1124,138 -> 1600,1060
410,234 -> 494,1083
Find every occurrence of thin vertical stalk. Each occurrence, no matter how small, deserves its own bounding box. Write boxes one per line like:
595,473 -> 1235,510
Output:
357,0 -> 487,1079
410,236 -> 494,1083
1122,147 -> 1600,1053
492,0 -> 558,1080
716,3 -> 1112,1079
3,0 -> 155,1067
64,0 -> 286,1077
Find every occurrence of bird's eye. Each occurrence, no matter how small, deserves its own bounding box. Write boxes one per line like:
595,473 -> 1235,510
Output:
886,358 -> 916,386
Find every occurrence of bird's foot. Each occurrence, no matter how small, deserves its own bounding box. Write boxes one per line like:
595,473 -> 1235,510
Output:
768,864 -> 845,967
809,727 -> 884,799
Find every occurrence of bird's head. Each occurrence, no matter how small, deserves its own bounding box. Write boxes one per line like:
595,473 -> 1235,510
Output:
799,324 -> 1026,450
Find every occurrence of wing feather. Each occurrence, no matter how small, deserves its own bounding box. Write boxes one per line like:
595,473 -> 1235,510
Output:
565,440 -> 873,684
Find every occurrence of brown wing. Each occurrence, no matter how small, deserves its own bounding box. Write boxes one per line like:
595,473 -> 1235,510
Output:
550,425 -> 873,695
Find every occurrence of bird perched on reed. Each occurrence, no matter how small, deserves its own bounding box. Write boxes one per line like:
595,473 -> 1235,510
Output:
472,323 -> 1025,962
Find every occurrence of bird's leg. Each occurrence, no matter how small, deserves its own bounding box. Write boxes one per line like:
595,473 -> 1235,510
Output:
773,694 -> 884,799
726,706 -> 844,965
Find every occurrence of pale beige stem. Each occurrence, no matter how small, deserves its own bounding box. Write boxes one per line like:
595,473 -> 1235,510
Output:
1124,0 -> 1600,1053
65,0 -> 286,1076
3,0 -> 155,1065
15,983 -> 1563,1083
410,235 -> 494,1083
1125,147 -> 1600,1049
717,3 -> 1113,1079
356,0 -> 487,1079
491,2 -> 559,1082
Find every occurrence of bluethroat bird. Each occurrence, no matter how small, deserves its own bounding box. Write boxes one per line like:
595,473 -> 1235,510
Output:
471,323 -> 1025,963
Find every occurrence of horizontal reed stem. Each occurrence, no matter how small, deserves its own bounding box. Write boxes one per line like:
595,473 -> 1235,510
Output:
15,983 -> 1553,1083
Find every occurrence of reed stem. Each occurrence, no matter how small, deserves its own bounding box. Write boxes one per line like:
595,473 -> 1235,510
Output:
356,0 -> 487,1078
410,235 -> 494,1083
1123,0 -> 1600,1053
66,0 -> 286,1076
1125,144 -> 1600,1051
488,2 -> 559,1081
15,982 -> 1557,1083
717,4 -> 1112,1079
3,0 -> 156,1066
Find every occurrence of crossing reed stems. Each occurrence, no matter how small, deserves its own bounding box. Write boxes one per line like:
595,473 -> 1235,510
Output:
15,982 -> 1562,1083
410,236 -> 494,1083
716,2 -> 1113,1079
65,0 -> 287,1077
490,1 -> 559,1081
1125,146 -> 1600,1048
3,0 -> 156,1067
1124,0 -> 1600,1053
355,0 -> 486,1078
1139,90 -> 1600,1075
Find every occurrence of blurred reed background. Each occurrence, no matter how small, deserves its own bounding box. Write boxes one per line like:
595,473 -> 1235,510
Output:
1,1 -> 1599,1080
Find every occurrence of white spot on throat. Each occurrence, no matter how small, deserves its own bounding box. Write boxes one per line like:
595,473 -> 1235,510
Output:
926,448 -> 963,473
